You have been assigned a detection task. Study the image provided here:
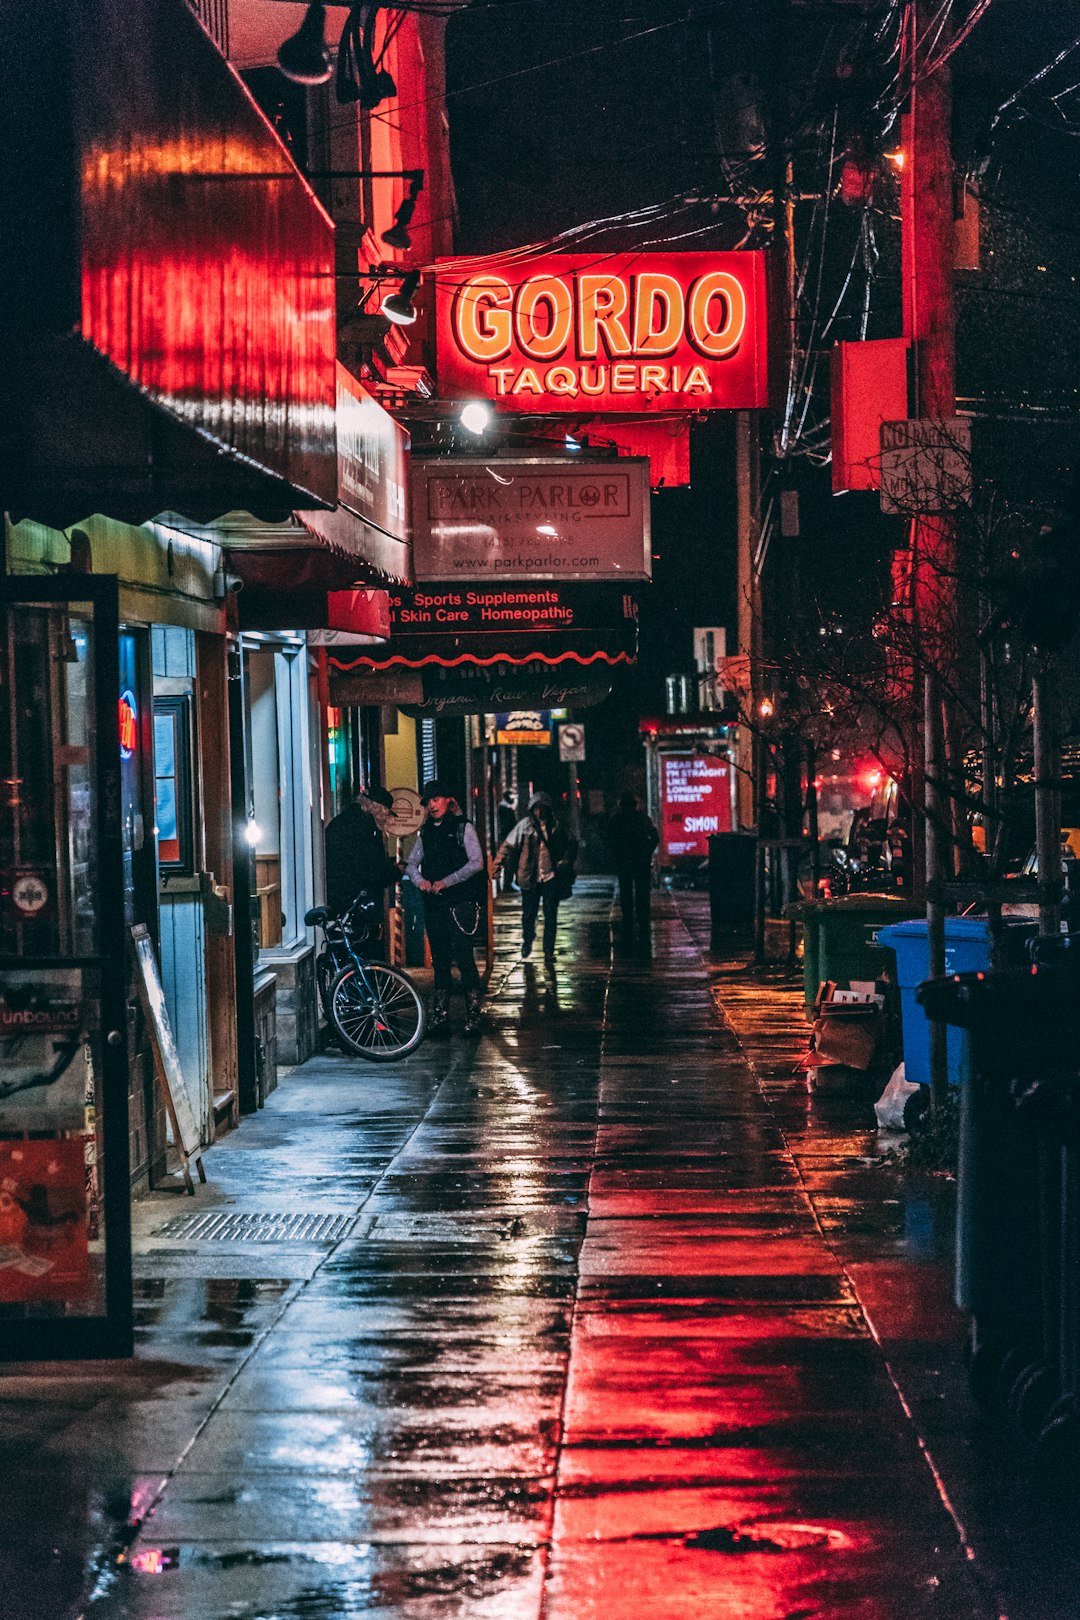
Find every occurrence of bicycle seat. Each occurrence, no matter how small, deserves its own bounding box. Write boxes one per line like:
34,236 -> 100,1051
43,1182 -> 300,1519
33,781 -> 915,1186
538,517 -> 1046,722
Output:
304,906 -> 330,927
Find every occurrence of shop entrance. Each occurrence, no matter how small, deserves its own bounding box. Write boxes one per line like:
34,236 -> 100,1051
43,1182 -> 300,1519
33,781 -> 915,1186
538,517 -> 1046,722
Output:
0,578 -> 133,1358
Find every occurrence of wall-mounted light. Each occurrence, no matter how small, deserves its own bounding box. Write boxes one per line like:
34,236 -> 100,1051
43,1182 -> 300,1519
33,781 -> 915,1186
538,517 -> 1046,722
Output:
884,148 -> 906,171
459,401 -> 491,436
382,175 -> 423,251
381,269 -> 420,326
277,2 -> 333,85
244,820 -> 262,849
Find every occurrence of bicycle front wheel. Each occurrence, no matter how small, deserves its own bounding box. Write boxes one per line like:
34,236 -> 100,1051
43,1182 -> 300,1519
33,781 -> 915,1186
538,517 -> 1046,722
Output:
329,963 -> 426,1061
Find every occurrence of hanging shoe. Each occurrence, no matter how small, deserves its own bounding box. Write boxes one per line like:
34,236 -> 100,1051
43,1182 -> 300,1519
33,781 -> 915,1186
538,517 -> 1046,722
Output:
429,988 -> 451,1039
463,990 -> 484,1036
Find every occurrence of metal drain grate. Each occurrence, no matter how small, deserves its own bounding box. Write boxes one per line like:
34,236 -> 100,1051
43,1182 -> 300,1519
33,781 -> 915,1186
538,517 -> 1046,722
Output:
153,1210 -> 355,1244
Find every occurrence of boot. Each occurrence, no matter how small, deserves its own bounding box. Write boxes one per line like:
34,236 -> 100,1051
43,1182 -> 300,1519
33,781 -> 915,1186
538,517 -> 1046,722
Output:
429,988 -> 451,1039
463,989 -> 484,1037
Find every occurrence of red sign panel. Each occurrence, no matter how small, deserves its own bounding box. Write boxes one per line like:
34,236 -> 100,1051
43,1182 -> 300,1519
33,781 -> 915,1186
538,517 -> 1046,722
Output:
0,1140 -> 89,1305
436,252 -> 769,415
661,753 -> 732,858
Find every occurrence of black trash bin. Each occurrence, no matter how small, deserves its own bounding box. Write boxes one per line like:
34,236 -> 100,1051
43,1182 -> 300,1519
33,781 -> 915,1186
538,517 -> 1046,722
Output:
708,832 -> 757,939
918,955 -> 1080,1471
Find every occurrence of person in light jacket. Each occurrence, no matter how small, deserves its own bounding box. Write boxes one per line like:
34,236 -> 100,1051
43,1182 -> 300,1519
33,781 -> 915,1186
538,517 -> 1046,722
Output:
493,792 -> 576,965
404,780 -> 486,1037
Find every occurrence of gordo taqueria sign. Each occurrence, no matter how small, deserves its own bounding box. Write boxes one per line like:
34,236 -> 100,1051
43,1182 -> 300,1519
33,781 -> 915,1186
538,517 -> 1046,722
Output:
435,251 -> 768,415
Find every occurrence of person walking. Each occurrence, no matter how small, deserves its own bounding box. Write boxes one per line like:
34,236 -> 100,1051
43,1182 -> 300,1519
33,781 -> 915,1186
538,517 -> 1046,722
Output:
607,791 -> 660,947
496,788 -> 518,892
404,780 -> 486,1037
493,792 -> 576,964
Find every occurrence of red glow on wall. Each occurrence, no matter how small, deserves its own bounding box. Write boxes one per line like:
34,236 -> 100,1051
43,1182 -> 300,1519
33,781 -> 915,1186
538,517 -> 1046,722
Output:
436,252 -> 769,415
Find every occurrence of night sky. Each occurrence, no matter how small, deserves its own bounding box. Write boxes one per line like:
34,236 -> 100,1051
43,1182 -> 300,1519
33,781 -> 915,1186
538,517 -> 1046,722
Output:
442,0 -> 1080,793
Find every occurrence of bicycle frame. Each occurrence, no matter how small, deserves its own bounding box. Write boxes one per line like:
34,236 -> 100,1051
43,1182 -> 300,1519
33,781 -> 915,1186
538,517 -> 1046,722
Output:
318,897 -> 383,1000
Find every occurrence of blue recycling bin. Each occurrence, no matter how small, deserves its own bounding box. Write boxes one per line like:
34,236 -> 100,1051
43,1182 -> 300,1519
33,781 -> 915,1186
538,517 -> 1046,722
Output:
877,917 -> 993,1086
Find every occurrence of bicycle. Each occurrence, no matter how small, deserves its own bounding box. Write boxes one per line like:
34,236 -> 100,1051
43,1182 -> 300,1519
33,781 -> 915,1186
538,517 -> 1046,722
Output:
306,893 -> 426,1061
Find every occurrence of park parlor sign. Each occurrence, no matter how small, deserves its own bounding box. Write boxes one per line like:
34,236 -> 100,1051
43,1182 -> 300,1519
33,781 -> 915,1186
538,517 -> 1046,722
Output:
435,252 -> 769,415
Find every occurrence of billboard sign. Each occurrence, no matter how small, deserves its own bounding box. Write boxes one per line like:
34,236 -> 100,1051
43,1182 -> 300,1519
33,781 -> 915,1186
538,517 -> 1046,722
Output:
660,753 -> 732,858
436,252 -> 769,414
412,458 -> 651,583
495,710 -> 552,746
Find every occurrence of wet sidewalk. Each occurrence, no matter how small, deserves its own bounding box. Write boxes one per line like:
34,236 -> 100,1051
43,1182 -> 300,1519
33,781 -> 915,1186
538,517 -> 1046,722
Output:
1,881 -> 1076,1618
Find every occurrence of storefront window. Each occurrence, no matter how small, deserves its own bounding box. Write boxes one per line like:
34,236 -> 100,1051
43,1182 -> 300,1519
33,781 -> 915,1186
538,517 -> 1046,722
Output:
245,640 -> 312,954
0,601 -> 109,1328
152,696 -> 194,873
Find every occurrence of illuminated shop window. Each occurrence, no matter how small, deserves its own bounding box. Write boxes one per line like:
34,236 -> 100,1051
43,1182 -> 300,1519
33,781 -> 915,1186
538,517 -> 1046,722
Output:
153,696 -> 194,874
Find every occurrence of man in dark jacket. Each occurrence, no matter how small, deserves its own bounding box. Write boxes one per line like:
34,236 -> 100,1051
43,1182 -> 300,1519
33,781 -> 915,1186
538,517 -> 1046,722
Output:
607,791 -> 660,946
324,785 -> 397,918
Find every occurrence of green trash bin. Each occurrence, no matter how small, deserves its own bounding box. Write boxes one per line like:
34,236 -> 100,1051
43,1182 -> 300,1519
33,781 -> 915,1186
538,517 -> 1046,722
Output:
788,893 -> 922,1016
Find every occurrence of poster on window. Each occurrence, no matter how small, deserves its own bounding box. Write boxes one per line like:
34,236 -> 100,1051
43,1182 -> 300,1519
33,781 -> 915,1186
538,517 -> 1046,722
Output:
0,969 -> 94,1132
660,753 -> 732,858
0,1139 -> 90,1304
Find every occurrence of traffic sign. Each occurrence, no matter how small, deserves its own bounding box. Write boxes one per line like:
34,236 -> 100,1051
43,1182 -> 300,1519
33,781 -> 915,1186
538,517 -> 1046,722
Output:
558,723 -> 586,763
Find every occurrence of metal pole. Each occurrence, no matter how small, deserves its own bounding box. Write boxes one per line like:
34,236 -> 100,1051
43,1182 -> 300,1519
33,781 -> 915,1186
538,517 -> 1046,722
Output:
806,742 -> 821,897
925,669 -> 949,1108
567,759 -> 581,841
1033,665 -> 1063,937
753,734 -> 768,966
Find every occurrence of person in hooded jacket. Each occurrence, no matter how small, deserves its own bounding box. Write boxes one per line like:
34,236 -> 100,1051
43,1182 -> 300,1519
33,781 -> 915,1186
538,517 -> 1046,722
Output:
404,780 -> 486,1036
492,792 -> 576,964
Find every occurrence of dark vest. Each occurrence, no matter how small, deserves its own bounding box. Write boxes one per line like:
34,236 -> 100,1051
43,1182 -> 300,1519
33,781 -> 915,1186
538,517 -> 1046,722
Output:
420,815 -> 485,905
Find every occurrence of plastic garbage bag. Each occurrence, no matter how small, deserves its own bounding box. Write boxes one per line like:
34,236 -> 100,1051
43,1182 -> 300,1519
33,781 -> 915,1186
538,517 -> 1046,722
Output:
874,1062 -> 919,1130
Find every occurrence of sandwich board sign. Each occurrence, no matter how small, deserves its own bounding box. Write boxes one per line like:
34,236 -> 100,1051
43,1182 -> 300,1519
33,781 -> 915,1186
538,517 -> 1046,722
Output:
131,925 -> 205,1194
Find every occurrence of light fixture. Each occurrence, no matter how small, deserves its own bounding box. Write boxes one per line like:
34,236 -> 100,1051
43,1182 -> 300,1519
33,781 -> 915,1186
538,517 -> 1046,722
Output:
758,697 -> 775,719
277,2 -> 333,85
884,148 -> 906,171
244,820 -> 262,849
381,174 -> 424,251
381,269 -> 420,326
459,400 -> 491,436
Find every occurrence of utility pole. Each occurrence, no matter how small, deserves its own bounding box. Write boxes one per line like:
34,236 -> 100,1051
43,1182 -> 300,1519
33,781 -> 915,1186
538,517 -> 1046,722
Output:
899,0 -> 958,1095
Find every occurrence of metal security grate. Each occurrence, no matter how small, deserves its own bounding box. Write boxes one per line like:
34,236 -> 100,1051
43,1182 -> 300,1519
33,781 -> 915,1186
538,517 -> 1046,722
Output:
153,1211 -> 355,1244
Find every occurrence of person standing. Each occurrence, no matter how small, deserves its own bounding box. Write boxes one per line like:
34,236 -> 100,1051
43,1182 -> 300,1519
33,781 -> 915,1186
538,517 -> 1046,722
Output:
607,791 -> 660,946
324,784 -> 398,918
493,792 -> 576,965
404,780 -> 486,1037
496,788 -> 518,892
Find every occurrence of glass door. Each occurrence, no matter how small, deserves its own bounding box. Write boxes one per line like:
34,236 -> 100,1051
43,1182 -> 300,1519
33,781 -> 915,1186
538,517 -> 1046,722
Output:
0,577 -> 132,1358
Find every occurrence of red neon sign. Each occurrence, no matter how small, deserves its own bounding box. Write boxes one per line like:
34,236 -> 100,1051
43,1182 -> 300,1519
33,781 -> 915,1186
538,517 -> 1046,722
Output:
436,252 -> 768,415
118,691 -> 138,759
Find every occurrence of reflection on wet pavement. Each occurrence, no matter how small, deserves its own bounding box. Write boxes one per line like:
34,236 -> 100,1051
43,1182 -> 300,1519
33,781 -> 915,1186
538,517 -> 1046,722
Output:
2,883 -> 1079,1617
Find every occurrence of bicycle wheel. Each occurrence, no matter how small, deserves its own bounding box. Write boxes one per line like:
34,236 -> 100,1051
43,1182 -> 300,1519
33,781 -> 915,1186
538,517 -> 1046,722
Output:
329,963 -> 426,1061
